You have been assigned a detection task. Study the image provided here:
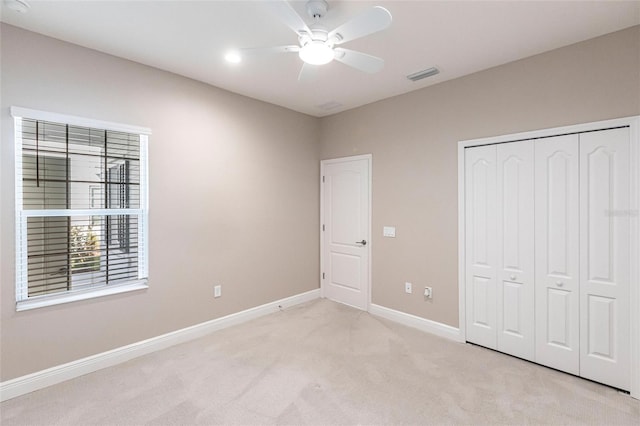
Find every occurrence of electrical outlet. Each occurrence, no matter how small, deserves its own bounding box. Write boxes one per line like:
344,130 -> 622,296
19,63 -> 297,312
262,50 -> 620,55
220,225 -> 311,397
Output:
405,282 -> 412,294
214,285 -> 222,298
424,286 -> 433,299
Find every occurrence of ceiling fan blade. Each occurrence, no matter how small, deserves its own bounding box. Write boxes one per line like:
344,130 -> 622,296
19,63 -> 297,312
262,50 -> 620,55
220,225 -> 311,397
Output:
333,48 -> 384,74
329,6 -> 392,45
265,0 -> 312,36
240,45 -> 300,57
298,63 -> 319,82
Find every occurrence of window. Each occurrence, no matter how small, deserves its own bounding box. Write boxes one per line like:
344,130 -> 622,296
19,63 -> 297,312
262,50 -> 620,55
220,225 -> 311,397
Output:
12,107 -> 150,310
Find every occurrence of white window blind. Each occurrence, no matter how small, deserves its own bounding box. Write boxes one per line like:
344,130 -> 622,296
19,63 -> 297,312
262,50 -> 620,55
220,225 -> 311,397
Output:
13,107 -> 150,309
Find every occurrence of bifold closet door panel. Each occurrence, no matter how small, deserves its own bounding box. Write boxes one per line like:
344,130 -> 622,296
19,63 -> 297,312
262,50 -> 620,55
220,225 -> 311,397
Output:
496,141 -> 535,361
465,144 -> 498,349
534,134 -> 580,375
579,128 -> 631,391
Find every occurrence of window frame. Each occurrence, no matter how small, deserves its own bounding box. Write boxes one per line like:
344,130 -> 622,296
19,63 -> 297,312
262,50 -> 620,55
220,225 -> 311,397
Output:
12,106 -> 151,311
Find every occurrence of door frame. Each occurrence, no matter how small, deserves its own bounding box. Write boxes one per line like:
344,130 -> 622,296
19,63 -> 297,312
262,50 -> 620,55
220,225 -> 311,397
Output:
457,115 -> 640,399
320,154 -> 372,311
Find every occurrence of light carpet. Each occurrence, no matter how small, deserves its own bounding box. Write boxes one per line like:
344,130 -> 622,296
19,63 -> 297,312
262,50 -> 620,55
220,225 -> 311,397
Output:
1,299 -> 639,425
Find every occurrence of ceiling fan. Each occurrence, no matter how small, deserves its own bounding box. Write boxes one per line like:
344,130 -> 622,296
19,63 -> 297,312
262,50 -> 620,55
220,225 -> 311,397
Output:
235,0 -> 392,81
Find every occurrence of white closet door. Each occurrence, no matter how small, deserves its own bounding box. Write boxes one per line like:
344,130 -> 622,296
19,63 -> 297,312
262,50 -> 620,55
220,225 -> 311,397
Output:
496,141 -> 535,360
465,145 -> 498,349
535,134 -> 580,375
579,128 -> 631,391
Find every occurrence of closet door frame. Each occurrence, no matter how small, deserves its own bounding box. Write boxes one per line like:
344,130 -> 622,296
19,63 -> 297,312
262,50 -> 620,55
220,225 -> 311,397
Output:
457,115 -> 640,400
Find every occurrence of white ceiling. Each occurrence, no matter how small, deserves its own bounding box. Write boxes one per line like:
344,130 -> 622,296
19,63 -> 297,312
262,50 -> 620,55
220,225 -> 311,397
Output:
2,1 -> 639,117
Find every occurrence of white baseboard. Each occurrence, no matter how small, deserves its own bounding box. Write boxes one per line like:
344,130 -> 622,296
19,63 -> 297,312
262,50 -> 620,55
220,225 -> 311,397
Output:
0,288 -> 320,402
369,303 -> 463,343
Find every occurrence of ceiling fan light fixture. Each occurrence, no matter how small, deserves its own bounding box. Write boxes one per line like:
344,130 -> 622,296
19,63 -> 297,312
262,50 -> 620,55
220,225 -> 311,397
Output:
299,41 -> 334,65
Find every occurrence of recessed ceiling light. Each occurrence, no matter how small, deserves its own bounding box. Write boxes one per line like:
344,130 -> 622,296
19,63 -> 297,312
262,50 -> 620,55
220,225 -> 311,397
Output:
3,0 -> 30,13
224,51 -> 241,64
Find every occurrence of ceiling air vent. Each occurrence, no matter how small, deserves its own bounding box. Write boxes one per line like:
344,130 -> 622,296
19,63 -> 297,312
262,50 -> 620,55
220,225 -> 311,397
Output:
316,101 -> 344,111
407,67 -> 439,82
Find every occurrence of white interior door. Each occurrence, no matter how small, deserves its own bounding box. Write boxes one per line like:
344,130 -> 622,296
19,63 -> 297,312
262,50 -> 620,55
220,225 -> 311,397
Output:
321,156 -> 370,310
534,134 -> 581,375
496,141 -> 535,361
465,145 -> 498,349
579,128 -> 631,391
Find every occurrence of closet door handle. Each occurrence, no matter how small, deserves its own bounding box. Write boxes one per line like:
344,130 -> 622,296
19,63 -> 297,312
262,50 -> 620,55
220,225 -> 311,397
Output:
556,281 -> 564,287
510,274 -> 517,281
356,240 -> 367,246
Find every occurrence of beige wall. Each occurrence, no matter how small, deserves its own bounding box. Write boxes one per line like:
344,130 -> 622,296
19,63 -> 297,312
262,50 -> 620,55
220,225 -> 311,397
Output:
319,25 -> 640,327
0,24 -> 320,381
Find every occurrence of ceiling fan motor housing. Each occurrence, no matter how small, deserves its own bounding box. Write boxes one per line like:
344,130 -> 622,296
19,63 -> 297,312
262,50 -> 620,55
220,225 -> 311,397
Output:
299,26 -> 330,45
306,0 -> 329,19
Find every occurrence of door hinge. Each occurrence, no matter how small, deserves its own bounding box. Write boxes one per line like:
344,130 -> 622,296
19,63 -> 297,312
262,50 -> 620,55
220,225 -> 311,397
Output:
322,176 -> 325,183
322,224 -> 325,231
322,272 -> 325,279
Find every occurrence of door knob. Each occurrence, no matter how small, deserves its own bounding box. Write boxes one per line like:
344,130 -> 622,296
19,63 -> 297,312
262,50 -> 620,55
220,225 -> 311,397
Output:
510,274 -> 517,280
556,281 -> 564,287
356,240 -> 367,246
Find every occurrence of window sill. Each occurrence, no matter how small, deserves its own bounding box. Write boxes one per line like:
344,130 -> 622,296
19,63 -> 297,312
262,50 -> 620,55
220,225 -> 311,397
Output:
16,280 -> 149,312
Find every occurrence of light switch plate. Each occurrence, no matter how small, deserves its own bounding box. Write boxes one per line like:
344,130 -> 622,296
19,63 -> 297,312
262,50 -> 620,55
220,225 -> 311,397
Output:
383,226 -> 396,237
